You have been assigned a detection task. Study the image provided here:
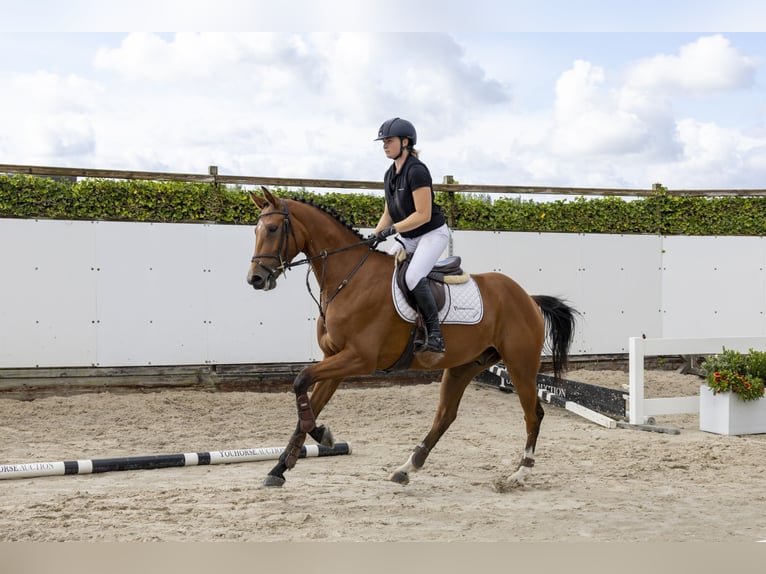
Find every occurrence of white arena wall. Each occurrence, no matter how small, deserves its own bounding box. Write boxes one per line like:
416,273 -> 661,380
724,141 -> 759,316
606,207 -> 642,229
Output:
1,218 -> 765,369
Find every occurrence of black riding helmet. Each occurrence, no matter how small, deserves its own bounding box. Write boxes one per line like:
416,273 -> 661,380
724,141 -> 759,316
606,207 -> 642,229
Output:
375,117 -> 417,147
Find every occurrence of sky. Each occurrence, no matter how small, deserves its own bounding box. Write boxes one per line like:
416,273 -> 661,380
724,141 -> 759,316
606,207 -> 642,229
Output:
1,1 -> 765,192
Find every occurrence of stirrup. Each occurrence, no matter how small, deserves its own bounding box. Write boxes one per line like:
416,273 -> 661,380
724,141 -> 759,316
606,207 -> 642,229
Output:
425,335 -> 446,353
415,333 -> 446,354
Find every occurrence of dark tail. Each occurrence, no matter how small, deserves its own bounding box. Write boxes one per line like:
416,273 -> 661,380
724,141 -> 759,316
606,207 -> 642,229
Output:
532,295 -> 579,383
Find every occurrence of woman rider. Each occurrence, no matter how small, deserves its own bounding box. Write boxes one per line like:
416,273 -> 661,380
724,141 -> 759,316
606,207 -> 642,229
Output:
372,117 -> 450,354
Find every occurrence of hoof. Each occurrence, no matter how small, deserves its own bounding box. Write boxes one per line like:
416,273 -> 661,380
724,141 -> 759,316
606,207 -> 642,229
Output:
318,425 -> 335,448
492,466 -> 531,492
388,471 -> 410,486
510,465 -> 532,484
262,474 -> 286,488
492,476 -> 525,493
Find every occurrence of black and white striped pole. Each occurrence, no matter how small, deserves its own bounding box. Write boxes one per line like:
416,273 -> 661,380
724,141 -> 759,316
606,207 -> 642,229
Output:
0,442 -> 351,480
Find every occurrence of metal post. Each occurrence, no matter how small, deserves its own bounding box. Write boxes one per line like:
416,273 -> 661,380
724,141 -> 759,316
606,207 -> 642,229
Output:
442,175 -> 455,256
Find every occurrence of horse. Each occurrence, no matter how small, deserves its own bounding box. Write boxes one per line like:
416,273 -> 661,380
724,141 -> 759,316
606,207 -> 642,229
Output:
246,187 -> 578,488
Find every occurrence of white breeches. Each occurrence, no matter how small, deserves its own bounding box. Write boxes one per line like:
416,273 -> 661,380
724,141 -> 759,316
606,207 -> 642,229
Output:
387,223 -> 450,291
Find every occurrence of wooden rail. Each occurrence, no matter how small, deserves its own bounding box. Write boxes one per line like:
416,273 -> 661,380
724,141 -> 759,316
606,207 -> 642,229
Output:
3,163 -> 766,197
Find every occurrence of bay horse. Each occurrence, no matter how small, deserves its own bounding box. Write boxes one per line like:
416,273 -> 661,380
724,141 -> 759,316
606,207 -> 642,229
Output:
246,187 -> 578,488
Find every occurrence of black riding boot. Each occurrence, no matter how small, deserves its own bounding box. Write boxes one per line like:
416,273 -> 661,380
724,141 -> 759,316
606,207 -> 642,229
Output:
410,277 -> 446,353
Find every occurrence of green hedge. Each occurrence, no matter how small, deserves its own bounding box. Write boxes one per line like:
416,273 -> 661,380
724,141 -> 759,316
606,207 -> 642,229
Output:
2,174 -> 766,235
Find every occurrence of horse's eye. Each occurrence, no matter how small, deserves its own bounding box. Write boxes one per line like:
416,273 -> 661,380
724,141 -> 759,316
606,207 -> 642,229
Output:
267,224 -> 279,233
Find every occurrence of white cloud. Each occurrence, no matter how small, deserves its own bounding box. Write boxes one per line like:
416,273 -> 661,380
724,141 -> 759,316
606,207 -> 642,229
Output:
1,31 -> 765,191
535,36 -> 765,188
550,60 -> 671,159
626,34 -> 757,95
648,118 -> 766,188
12,71 -> 99,111
86,32 -> 512,177
94,32 -> 321,91
677,120 -> 742,166
307,33 -> 510,137
0,72 -> 100,162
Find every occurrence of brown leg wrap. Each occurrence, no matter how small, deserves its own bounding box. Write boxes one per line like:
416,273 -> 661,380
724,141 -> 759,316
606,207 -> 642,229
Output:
520,456 -> 535,468
284,433 -> 306,470
296,393 -> 316,433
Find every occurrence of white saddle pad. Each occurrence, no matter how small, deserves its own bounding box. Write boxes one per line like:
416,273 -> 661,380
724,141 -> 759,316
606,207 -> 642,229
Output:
392,274 -> 484,325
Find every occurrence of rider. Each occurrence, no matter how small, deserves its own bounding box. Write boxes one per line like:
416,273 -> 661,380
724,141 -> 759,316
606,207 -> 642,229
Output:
372,117 -> 450,354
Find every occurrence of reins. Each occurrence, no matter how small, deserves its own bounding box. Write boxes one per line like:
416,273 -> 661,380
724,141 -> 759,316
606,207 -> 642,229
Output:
305,243 -> 373,325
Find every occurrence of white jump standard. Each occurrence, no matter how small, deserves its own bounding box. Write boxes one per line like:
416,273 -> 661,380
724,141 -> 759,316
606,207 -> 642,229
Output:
628,335 -> 766,424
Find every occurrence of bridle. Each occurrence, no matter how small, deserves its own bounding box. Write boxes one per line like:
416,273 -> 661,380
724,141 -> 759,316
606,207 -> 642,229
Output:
250,199 -> 298,282
251,199 -> 377,323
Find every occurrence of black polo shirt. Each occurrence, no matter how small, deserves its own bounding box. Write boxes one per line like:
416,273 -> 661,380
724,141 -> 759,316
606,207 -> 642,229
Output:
383,154 -> 446,238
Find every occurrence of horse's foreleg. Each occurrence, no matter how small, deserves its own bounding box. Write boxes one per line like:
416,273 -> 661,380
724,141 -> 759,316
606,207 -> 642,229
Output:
389,365 -> 478,485
294,368 -> 317,433
262,368 -> 316,487
266,354 -> 369,488
293,368 -> 345,432
263,376 -> 328,488
263,423 -> 306,487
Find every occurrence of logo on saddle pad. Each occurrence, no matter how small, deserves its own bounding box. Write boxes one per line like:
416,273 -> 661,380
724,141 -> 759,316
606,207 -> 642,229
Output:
391,255 -> 484,325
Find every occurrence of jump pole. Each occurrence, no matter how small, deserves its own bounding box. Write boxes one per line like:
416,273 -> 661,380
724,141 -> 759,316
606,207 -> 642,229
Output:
487,365 -> 617,429
0,442 -> 351,481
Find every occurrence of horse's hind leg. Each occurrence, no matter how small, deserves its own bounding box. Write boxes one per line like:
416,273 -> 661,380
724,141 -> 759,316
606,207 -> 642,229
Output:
305,378 -> 343,447
504,361 -> 544,486
389,361 -> 488,485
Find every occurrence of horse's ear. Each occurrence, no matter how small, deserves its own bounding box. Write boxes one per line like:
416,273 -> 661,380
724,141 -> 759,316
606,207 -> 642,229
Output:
260,186 -> 278,206
249,191 -> 270,209
250,186 -> 279,209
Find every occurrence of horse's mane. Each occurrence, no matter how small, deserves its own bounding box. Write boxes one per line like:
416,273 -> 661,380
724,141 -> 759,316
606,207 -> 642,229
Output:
292,197 -> 367,241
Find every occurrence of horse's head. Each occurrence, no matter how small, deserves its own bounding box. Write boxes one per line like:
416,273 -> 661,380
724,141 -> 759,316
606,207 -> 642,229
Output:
246,187 -> 300,291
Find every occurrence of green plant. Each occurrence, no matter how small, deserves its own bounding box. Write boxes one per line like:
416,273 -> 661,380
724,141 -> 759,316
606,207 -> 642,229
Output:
5,174 -> 766,234
701,348 -> 766,402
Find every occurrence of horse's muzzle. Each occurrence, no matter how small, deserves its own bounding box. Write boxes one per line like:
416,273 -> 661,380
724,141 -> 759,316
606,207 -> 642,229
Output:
247,269 -> 277,291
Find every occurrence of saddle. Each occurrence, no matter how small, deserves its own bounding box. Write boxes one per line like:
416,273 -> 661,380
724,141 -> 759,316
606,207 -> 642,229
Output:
385,252 -> 475,373
394,251 -> 469,311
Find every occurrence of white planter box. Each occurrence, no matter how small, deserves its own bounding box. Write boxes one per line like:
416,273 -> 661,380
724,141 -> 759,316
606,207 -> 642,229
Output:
699,385 -> 766,435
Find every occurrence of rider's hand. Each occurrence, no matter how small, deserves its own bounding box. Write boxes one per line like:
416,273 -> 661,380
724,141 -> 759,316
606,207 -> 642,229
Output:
375,225 -> 397,241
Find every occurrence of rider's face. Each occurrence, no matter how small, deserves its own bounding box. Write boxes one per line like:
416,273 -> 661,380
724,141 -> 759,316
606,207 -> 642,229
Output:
382,136 -> 403,159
